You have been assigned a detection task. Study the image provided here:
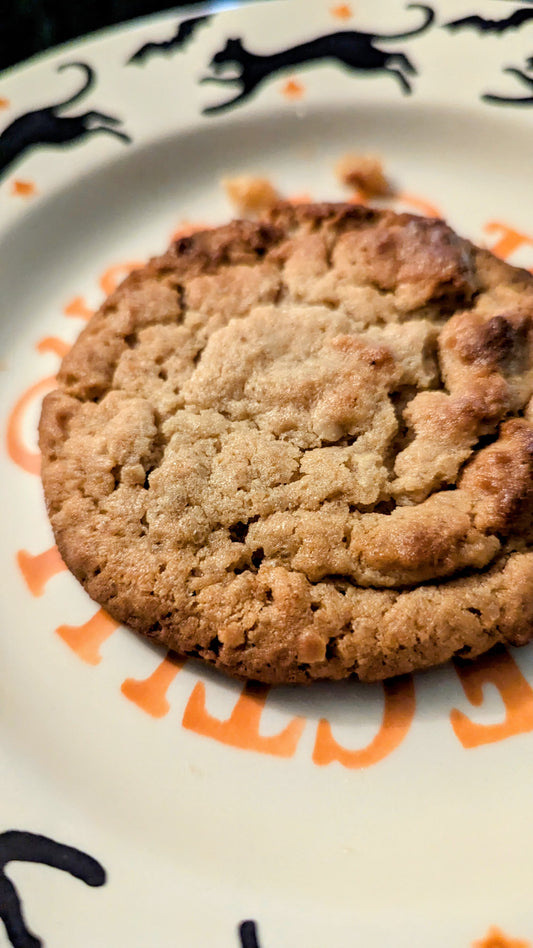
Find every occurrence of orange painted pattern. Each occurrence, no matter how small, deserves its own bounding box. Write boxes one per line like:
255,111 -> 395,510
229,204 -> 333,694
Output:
99,260 -> 144,297
11,179 -> 36,197
348,189 -> 369,206
63,296 -> 94,320
170,220 -> 209,243
451,648 -> 533,749
484,221 -> 533,262
56,609 -> 119,665
331,4 -> 353,18
288,192 -> 313,205
473,926 -> 531,948
121,653 -> 185,718
346,189 -> 441,217
183,680 -> 305,756
395,191 -> 442,218
313,676 -> 415,767
282,79 -> 305,99
17,546 -> 66,596
6,375 -> 56,475
0,97 -> 10,109
36,336 -> 70,359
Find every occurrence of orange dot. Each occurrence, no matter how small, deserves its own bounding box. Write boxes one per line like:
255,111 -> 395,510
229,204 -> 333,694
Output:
11,179 -> 37,197
0,97 -> 10,109
282,79 -> 305,100
331,3 -> 352,19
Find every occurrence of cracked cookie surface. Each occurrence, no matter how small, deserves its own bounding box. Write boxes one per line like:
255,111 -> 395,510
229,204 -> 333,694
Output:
39,203 -> 533,682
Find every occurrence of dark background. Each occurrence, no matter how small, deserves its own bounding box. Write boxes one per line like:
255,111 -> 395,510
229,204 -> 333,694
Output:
2,0 -> 207,71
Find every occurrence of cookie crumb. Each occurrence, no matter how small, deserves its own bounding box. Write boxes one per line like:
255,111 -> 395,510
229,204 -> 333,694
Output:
223,175 -> 280,217
335,153 -> 391,197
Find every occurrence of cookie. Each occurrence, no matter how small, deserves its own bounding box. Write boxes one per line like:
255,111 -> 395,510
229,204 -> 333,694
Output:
39,203 -> 533,683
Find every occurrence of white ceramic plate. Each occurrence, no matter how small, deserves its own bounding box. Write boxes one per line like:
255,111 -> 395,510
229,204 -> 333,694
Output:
3,2 -> 533,945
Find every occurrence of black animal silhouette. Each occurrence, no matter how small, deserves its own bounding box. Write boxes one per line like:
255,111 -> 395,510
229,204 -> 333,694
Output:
0,830 -> 105,948
446,8 -> 533,34
0,62 -> 131,180
201,3 -> 434,114
483,61 -> 533,104
128,14 -> 212,64
239,920 -> 261,948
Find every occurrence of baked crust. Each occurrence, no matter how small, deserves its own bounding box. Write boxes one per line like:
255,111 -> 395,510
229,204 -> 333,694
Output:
39,204 -> 533,682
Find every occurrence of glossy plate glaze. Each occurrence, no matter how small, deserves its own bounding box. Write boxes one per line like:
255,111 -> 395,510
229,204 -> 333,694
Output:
2,2 -> 533,946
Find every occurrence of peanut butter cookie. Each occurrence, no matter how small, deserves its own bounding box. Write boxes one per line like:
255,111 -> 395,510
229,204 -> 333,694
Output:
39,204 -> 533,682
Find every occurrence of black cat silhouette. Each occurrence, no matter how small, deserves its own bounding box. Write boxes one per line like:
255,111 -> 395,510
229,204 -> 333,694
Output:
446,9 -> 533,34
483,61 -> 533,104
0,62 -> 131,180
201,3 -> 434,114
128,14 -> 212,64
0,830 -> 105,948
239,920 -> 261,948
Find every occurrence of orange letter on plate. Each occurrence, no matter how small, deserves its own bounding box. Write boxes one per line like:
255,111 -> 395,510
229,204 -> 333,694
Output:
451,647 -> 533,749
472,925 -> 531,948
121,653 -> 185,718
313,676 -> 415,768
36,336 -> 70,359
484,221 -> 533,261
56,608 -> 119,665
6,375 -> 56,475
182,680 -> 305,757
99,261 -> 144,296
63,296 -> 94,320
17,545 -> 66,596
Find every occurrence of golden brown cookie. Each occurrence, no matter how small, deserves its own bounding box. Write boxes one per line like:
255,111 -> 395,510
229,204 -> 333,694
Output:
39,204 -> 533,683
